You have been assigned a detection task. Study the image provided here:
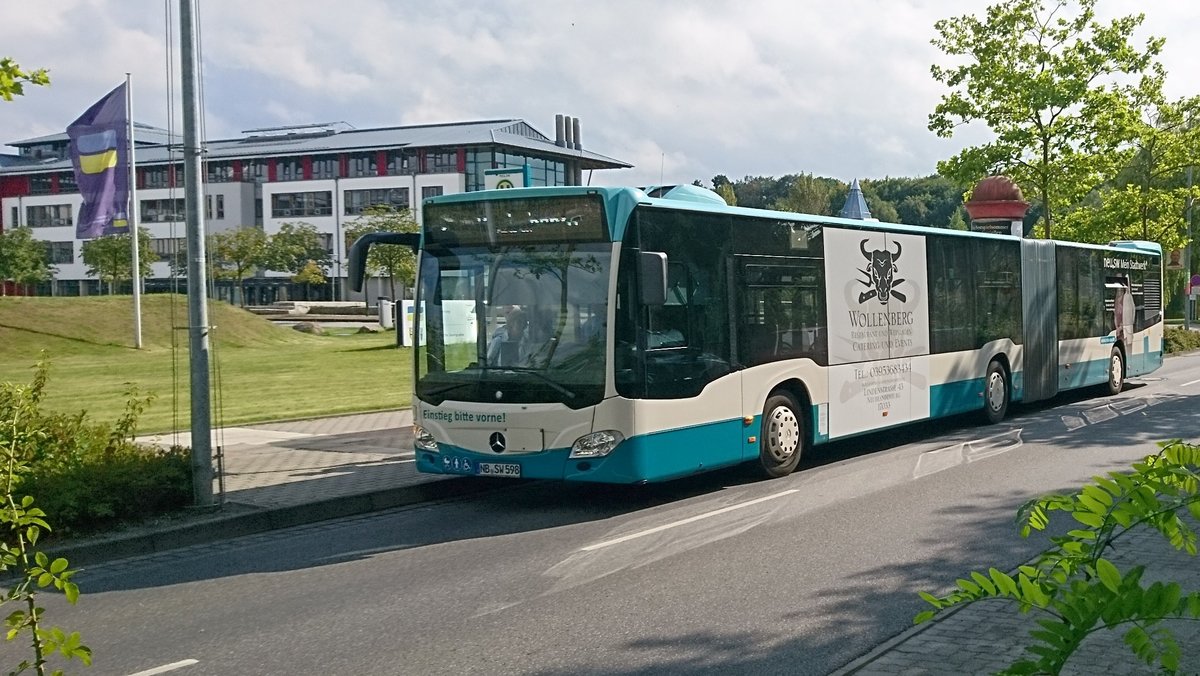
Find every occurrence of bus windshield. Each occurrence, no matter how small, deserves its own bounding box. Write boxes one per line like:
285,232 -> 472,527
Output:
414,239 -> 612,409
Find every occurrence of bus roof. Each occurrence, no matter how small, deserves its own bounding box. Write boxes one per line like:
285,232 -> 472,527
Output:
423,186 -> 1162,256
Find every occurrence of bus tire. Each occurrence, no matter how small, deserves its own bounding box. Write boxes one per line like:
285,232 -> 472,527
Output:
758,392 -> 804,478
983,360 -> 1009,424
1105,347 -> 1125,396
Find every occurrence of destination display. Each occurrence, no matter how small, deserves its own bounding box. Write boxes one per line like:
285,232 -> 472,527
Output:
424,195 -> 608,246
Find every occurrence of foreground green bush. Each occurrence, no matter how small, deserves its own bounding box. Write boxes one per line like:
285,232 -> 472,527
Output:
0,360 -> 191,536
1165,326 -> 1200,354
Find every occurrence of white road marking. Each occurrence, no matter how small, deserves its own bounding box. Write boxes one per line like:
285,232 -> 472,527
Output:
1183,378 -> 1200,387
580,489 -> 800,552
126,659 -> 199,676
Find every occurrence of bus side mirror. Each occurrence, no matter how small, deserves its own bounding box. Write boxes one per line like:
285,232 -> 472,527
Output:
639,251 -> 668,306
348,232 -> 420,292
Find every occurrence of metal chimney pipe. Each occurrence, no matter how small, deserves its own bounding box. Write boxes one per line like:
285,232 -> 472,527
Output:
572,117 -> 581,150
555,114 -> 565,147
563,116 -> 574,150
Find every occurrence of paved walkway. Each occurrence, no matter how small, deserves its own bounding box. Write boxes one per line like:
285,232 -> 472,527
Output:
835,521 -> 1200,674
48,410 -> 1200,674
139,410 -> 421,509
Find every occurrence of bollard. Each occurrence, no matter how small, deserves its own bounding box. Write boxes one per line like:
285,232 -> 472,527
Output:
379,297 -> 394,329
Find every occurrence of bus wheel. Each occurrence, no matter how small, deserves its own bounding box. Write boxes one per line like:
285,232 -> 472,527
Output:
1105,347 -> 1125,396
983,360 -> 1009,424
759,392 -> 804,478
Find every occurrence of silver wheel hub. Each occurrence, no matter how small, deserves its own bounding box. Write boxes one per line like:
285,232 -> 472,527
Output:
766,406 -> 800,462
1111,355 -> 1123,386
987,372 -> 1006,411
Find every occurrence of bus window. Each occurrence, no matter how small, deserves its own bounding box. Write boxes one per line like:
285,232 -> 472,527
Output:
616,208 -> 733,399
736,258 -> 826,366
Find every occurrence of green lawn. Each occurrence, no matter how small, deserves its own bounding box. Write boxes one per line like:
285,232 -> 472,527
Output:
0,296 -> 412,433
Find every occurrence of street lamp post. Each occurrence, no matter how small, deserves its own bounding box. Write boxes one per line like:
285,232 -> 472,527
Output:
1187,166 -> 1194,330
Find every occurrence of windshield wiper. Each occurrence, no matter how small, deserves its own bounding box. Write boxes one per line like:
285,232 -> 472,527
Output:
487,366 -> 577,400
423,381 -> 476,398
427,367 -> 578,400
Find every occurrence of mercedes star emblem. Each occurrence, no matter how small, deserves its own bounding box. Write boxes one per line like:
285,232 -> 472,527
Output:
489,432 -> 506,453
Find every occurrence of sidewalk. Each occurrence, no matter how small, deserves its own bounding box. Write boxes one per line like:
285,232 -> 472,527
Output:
46,410 -> 1200,674
49,409 -> 499,566
835,522 -> 1200,675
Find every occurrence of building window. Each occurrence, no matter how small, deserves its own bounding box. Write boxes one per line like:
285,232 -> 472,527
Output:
141,198 -> 185,223
386,150 -> 418,175
312,156 -> 338,179
58,171 -> 78,193
207,161 -> 235,183
150,236 -> 186,271
149,236 -> 186,257
206,194 -> 225,220
29,175 -> 54,195
344,187 -> 410,216
26,204 -> 73,228
271,191 -> 332,218
348,152 -> 377,178
21,143 -> 62,160
9,207 -> 17,229
144,166 -> 170,189
422,186 -> 444,200
276,158 -> 302,181
244,160 -> 268,183
319,233 -> 333,254
428,150 -> 457,173
42,241 -> 75,264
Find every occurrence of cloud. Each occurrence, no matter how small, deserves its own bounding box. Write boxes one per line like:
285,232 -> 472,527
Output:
2,0 -> 1197,188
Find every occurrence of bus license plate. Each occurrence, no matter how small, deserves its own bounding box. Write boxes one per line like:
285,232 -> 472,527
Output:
478,462 -> 521,478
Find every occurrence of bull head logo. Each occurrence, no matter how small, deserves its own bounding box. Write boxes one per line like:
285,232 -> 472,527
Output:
858,239 -> 907,304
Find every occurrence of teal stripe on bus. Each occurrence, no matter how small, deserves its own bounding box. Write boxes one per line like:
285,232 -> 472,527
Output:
419,417 -> 748,484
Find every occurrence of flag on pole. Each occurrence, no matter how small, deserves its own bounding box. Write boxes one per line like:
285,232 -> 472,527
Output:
67,83 -> 130,239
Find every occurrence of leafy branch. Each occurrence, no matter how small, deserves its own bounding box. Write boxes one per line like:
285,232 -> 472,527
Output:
1,362 -> 91,675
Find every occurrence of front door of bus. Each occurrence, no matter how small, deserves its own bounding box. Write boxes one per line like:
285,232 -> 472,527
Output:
734,256 -> 827,459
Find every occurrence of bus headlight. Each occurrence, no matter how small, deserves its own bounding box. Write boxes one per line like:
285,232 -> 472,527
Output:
414,425 -> 439,452
570,430 -> 624,459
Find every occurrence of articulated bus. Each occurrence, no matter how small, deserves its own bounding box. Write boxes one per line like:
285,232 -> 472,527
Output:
350,185 -> 1163,483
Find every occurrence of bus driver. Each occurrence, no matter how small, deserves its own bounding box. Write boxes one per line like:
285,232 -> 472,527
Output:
488,307 -> 530,366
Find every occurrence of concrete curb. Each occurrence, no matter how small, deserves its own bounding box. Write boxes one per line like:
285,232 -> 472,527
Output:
828,603 -> 970,675
43,476 -> 495,568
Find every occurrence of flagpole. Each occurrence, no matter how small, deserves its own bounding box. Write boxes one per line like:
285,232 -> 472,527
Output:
126,73 -> 143,348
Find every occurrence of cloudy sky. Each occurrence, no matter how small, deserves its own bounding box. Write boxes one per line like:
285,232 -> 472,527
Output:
1,1 -> 1196,187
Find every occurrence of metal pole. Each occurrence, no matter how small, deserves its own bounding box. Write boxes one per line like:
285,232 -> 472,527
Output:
126,74 -> 143,348
1186,166 -> 1193,331
181,0 -> 213,506
334,176 -> 341,302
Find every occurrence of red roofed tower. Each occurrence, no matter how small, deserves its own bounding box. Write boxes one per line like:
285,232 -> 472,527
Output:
964,175 -> 1030,237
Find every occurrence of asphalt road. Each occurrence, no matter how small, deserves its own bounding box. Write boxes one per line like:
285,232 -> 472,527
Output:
43,352 -> 1200,676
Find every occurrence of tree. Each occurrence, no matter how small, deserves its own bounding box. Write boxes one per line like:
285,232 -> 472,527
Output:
292,260 -> 326,301
80,229 -> 156,295
710,175 -> 738,206
928,0 -> 1164,240
265,222 -> 329,278
210,226 -> 269,306
0,228 -> 52,295
0,57 -> 49,101
714,182 -> 737,207
772,173 -> 840,215
343,205 -> 418,301
1061,95 -> 1200,253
